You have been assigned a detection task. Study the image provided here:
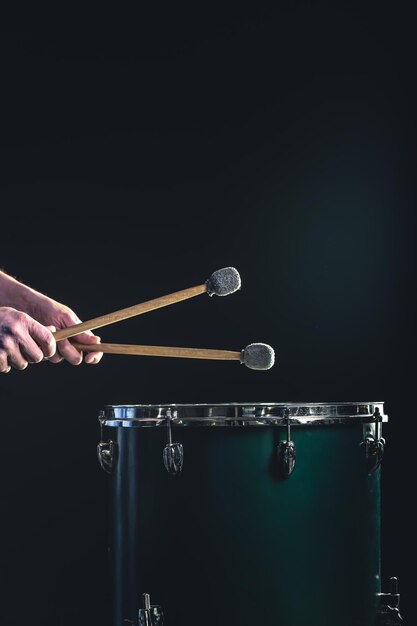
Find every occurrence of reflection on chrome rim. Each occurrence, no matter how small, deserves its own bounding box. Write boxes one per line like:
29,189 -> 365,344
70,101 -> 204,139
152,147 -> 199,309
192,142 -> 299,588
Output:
99,402 -> 387,427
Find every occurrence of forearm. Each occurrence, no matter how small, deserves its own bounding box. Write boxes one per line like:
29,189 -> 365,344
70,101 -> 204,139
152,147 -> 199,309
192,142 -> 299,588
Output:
0,270 -> 48,314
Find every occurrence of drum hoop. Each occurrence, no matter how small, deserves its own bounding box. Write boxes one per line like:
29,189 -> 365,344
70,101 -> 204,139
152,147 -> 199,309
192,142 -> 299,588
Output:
99,402 -> 388,427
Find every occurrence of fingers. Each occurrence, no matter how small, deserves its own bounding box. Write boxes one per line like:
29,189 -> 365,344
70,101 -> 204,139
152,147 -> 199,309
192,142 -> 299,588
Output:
48,353 -> 65,364
0,332 -> 28,370
0,306 -> 104,372
0,309 -> 56,373
53,331 -> 103,366
54,338 -> 84,365
17,314 -> 56,359
45,325 -> 64,364
21,300 -> 104,367
0,351 -> 11,373
73,332 -> 103,365
84,351 -> 103,365
27,319 -> 56,359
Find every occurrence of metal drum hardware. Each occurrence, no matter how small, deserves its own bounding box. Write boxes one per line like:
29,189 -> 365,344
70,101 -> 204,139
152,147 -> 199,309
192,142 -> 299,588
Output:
125,593 -> 164,626
97,413 -> 116,474
277,415 -> 296,478
363,407 -> 386,474
163,410 -> 184,475
377,577 -> 404,625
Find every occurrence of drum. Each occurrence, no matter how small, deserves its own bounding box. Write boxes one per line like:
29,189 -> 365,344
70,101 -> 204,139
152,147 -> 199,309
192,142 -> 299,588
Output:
98,402 -> 388,626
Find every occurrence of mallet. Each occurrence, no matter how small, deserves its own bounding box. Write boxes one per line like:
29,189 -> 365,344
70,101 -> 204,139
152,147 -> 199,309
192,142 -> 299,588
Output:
70,341 -> 275,370
53,267 -> 241,342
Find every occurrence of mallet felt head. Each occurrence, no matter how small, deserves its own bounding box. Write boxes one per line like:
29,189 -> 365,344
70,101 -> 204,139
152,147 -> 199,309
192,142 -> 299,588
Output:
240,343 -> 275,370
206,267 -> 241,296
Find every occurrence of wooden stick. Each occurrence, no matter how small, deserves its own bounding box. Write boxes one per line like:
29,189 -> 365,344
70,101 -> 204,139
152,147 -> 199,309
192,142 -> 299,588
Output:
71,341 -> 241,361
53,284 -> 207,342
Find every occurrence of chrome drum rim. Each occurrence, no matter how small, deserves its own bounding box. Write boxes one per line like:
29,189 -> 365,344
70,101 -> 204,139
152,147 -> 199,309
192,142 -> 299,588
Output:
99,401 -> 387,427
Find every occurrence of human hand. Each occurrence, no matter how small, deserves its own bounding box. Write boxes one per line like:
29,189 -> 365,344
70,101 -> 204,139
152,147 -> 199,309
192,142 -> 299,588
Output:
0,307 -> 56,373
24,294 -> 103,366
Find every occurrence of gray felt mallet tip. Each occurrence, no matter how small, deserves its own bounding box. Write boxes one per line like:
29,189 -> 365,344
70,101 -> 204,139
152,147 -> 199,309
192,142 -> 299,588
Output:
240,343 -> 275,370
206,267 -> 241,296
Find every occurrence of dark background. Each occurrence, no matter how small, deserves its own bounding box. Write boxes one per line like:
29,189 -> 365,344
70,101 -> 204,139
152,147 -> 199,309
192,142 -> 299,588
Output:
0,5 -> 415,624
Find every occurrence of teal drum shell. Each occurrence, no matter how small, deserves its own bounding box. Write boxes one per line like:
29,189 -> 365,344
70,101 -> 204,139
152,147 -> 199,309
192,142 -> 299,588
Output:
99,402 -> 387,626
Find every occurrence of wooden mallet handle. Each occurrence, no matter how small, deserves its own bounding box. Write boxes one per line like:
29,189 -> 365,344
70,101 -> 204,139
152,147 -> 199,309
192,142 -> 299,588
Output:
53,267 -> 241,342
53,284 -> 207,342
71,341 -> 241,361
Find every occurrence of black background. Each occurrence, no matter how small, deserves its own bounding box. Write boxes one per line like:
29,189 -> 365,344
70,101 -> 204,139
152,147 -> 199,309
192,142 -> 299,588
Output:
0,6 -> 415,625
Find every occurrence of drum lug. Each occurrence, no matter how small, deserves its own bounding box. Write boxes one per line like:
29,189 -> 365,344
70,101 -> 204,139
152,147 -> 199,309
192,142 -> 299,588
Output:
364,437 -> 386,474
163,412 -> 183,475
277,417 -> 296,478
377,577 -> 404,625
97,440 -> 116,474
363,408 -> 385,474
163,441 -> 184,475
97,413 -> 116,474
